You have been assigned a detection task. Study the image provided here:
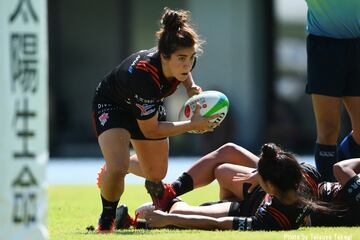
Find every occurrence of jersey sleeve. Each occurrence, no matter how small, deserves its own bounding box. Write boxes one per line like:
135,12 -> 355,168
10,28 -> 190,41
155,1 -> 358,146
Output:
129,69 -> 162,120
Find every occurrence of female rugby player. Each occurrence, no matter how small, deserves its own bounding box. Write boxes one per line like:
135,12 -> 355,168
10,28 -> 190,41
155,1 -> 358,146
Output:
92,7 -> 218,232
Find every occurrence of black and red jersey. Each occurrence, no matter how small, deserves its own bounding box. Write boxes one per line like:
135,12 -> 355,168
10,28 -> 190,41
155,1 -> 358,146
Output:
251,194 -> 310,230
300,162 -> 322,197
93,48 -> 194,121
310,180 -> 360,226
233,163 -> 320,231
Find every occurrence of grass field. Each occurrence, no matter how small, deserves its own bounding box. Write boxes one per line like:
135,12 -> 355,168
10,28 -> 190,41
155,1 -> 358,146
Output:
49,184 -> 360,240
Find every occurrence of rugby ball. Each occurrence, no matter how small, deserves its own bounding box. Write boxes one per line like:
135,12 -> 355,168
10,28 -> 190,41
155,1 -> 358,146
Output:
178,90 -> 229,133
135,202 -> 155,219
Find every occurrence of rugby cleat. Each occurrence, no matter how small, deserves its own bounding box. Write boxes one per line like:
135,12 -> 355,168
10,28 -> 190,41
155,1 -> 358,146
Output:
145,181 -> 176,211
96,163 -> 107,188
115,204 -> 137,229
96,213 -> 115,233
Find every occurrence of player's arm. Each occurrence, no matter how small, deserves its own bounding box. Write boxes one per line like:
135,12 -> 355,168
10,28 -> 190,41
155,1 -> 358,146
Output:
333,158 -> 360,186
137,104 -> 217,139
333,158 -> 360,206
132,70 -> 214,138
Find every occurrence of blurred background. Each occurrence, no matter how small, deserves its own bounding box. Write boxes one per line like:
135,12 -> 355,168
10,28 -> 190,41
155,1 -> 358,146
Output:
48,0 -> 352,158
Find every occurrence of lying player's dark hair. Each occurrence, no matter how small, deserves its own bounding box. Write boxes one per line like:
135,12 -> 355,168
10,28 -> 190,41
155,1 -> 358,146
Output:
258,143 -> 341,217
156,7 -> 204,58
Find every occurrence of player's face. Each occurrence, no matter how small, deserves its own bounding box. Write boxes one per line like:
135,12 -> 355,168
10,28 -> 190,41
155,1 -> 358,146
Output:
163,47 -> 196,81
258,175 -> 274,195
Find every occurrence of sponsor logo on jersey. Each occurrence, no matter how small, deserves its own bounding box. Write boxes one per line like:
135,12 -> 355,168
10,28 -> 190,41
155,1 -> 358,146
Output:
99,113 -> 109,126
134,94 -> 158,104
97,103 -> 113,109
136,103 -> 156,116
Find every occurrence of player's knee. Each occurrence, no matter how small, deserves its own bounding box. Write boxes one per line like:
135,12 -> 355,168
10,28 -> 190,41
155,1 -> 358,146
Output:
217,142 -> 239,156
106,162 -> 128,178
214,163 -> 232,183
143,169 -> 166,182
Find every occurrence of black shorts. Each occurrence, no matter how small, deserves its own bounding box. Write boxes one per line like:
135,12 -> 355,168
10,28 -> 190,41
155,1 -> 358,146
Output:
92,102 -> 166,140
306,34 -> 360,97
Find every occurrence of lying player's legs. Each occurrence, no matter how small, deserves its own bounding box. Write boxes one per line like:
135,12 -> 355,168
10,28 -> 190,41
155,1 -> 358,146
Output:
169,201 -> 233,218
98,128 -> 131,201
186,143 -> 259,188
214,164 -> 255,201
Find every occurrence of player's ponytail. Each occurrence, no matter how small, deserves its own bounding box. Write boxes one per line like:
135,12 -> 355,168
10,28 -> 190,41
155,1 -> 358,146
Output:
161,8 -> 187,32
258,143 -> 342,220
156,7 -> 204,58
258,143 -> 302,192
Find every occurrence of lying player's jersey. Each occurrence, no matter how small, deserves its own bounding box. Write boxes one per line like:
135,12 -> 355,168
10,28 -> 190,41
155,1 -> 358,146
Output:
310,178 -> 360,227
232,163 -> 320,230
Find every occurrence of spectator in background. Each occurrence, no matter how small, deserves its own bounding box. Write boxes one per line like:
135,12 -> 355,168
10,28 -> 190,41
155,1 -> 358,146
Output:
305,0 -> 360,181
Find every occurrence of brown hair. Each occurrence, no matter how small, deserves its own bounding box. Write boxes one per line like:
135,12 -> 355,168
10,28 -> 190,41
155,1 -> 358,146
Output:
156,7 -> 204,58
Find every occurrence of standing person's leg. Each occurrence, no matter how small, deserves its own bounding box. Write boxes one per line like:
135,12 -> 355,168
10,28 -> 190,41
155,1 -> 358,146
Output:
131,138 -> 169,181
312,94 -> 342,181
306,35 -> 348,182
131,138 -> 176,210
339,37 -> 360,160
97,128 -> 131,232
128,154 -> 146,177
97,153 -> 147,187
339,97 -> 360,160
96,154 -> 146,189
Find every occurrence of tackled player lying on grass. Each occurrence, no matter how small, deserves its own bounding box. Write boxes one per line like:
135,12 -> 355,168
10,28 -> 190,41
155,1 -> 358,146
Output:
113,143 -> 359,230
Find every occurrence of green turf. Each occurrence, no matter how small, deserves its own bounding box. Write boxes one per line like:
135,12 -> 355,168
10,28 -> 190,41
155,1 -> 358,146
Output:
49,184 -> 360,240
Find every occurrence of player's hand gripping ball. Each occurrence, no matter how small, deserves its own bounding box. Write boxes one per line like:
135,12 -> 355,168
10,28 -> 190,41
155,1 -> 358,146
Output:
178,90 -> 229,133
